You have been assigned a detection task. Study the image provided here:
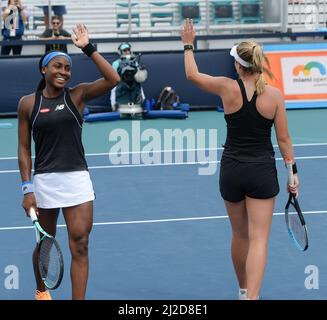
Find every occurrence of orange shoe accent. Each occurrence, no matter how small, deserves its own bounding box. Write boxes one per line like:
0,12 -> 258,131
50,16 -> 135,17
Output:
35,290 -> 52,300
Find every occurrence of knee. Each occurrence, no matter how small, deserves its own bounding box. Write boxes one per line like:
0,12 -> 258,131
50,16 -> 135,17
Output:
70,236 -> 89,258
232,229 -> 248,240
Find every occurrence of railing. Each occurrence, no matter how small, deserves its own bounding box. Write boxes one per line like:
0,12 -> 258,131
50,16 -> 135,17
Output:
287,0 -> 327,31
1,0 -> 327,39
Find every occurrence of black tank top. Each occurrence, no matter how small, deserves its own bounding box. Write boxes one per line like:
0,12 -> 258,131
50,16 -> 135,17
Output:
222,79 -> 275,163
31,88 -> 88,174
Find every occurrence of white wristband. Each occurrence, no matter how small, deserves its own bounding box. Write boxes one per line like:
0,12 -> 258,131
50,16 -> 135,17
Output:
22,181 -> 34,195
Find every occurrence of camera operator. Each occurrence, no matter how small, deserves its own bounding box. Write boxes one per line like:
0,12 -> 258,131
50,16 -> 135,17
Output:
110,42 -> 147,111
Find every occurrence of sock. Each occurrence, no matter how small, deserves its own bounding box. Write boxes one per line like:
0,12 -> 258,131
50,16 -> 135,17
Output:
245,295 -> 260,300
239,288 -> 247,300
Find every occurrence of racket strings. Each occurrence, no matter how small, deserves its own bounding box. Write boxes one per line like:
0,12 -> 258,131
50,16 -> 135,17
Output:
39,238 -> 62,288
287,203 -> 308,250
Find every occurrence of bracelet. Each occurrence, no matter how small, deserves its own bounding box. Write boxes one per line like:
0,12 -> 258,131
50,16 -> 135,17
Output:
184,44 -> 194,51
22,181 -> 34,195
292,163 -> 298,174
82,43 -> 96,57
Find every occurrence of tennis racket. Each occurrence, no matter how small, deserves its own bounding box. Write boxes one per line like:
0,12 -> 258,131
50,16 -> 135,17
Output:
285,162 -> 308,251
30,208 -> 64,290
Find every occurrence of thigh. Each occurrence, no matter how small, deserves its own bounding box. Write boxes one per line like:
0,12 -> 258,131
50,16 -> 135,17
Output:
245,197 -> 275,241
42,6 -> 49,15
37,208 -> 60,236
53,5 -> 67,15
1,45 -> 11,55
12,45 -> 22,55
63,201 -> 93,239
224,200 -> 248,237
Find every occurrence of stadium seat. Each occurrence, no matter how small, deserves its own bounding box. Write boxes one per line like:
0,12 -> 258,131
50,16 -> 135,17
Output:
211,1 -> 235,24
116,2 -> 140,28
239,0 -> 262,24
150,2 -> 174,27
179,2 -> 201,24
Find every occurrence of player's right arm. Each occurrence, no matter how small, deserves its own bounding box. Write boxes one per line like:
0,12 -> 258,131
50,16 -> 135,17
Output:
18,95 -> 37,215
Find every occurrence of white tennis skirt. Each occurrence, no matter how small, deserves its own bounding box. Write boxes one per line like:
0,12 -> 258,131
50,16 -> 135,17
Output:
33,171 -> 95,209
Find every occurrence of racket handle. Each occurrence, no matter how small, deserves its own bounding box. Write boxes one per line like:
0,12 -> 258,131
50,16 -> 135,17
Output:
29,207 -> 38,222
286,161 -> 294,187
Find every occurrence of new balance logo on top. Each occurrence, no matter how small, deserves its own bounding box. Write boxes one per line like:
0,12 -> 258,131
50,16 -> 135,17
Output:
54,104 -> 65,111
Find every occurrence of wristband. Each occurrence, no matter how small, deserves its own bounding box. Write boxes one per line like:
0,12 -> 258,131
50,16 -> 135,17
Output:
22,181 -> 34,195
292,162 -> 298,174
184,44 -> 194,51
82,43 -> 96,57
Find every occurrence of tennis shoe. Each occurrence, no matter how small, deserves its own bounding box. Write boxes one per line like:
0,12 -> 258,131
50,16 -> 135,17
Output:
35,290 -> 52,300
239,288 -> 247,300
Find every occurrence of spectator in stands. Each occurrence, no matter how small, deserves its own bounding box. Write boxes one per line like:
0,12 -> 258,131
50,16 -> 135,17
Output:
110,42 -> 146,111
1,0 -> 26,56
41,4 -> 67,29
39,15 -> 71,53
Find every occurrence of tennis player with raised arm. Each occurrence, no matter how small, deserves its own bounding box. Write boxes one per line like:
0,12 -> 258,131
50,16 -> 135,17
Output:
181,19 -> 299,300
18,24 -> 120,300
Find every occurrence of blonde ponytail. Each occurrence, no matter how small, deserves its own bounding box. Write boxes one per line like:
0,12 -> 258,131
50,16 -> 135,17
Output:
252,45 -> 265,95
255,73 -> 265,95
236,40 -> 275,95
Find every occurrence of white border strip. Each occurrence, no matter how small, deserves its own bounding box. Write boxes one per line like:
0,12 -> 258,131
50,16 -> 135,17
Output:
1,142 -> 327,161
0,210 -> 326,232
0,155 -> 327,174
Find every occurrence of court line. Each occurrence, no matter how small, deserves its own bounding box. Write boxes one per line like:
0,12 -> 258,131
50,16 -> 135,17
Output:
1,155 -> 327,174
1,142 -> 327,161
0,210 -> 326,231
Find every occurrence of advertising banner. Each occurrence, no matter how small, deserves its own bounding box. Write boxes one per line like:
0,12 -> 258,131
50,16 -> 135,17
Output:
263,43 -> 327,109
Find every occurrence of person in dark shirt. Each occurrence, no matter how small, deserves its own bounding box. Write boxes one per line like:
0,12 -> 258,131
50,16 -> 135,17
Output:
18,24 -> 120,300
40,15 -> 71,53
181,19 -> 299,300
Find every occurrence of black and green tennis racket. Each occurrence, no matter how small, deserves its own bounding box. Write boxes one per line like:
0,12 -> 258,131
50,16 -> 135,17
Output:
285,162 -> 308,251
30,208 -> 64,290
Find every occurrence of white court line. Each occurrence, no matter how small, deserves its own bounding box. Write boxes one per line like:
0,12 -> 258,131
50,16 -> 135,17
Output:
0,210 -> 326,232
0,155 -> 327,174
1,142 -> 327,161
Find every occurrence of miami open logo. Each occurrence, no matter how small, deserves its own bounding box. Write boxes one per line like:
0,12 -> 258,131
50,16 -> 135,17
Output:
293,62 -> 326,77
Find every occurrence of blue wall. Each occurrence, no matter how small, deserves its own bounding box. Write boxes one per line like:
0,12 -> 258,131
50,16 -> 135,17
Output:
0,50 -> 236,114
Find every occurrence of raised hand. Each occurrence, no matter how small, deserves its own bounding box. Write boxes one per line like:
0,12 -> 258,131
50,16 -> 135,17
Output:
181,18 -> 196,45
71,24 -> 89,49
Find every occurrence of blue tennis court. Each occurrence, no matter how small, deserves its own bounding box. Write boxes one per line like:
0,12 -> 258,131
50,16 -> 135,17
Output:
0,109 -> 326,300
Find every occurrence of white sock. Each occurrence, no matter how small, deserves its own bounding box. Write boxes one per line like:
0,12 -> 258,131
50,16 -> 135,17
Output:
239,288 -> 247,300
246,295 -> 260,300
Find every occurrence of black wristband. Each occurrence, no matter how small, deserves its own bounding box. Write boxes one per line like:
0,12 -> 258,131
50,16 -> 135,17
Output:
82,43 -> 96,57
292,163 -> 298,174
184,44 -> 194,51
